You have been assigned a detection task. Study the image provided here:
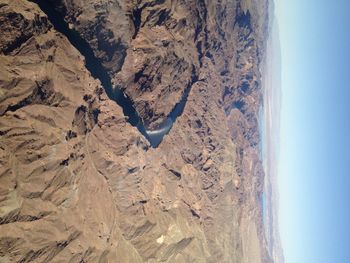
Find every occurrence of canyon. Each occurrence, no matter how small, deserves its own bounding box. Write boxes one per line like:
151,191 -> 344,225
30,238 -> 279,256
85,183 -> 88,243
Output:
0,0 -> 277,262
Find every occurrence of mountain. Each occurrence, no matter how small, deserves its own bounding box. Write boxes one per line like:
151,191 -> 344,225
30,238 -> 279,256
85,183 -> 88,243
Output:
0,0 -> 275,262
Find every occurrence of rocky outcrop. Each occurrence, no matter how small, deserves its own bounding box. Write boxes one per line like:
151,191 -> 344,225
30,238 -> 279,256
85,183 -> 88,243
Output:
0,0 -> 273,262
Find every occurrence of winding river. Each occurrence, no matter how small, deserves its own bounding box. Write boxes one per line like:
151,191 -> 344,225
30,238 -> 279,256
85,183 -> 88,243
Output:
32,0 -> 194,148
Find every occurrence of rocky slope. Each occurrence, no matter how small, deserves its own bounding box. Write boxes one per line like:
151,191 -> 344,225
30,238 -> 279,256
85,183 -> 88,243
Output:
0,0 -> 273,262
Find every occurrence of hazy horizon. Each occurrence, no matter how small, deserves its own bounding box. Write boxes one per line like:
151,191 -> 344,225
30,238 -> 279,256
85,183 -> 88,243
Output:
261,6 -> 283,261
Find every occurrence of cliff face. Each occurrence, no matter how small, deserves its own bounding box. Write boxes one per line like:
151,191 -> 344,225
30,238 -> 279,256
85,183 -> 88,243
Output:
0,0 -> 271,262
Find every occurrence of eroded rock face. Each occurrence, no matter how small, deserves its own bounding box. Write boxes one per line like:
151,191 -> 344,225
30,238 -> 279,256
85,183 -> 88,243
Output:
0,0 -> 273,262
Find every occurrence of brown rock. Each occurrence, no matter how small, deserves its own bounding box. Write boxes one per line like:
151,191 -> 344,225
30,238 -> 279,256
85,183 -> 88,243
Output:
0,0 -> 276,262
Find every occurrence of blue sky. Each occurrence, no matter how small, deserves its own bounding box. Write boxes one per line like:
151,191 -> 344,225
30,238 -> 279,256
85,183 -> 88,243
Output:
276,0 -> 350,262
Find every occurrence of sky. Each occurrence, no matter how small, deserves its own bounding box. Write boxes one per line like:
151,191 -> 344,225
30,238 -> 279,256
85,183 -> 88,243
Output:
275,0 -> 350,263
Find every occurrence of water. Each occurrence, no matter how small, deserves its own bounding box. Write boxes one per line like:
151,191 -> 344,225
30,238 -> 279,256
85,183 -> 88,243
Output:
143,117 -> 173,147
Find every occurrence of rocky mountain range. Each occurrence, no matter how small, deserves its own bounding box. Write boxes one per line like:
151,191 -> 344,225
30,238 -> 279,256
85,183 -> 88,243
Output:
0,0 -> 275,262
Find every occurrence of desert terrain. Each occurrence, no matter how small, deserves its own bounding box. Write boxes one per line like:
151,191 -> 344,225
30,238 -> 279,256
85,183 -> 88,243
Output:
0,0 -> 279,262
